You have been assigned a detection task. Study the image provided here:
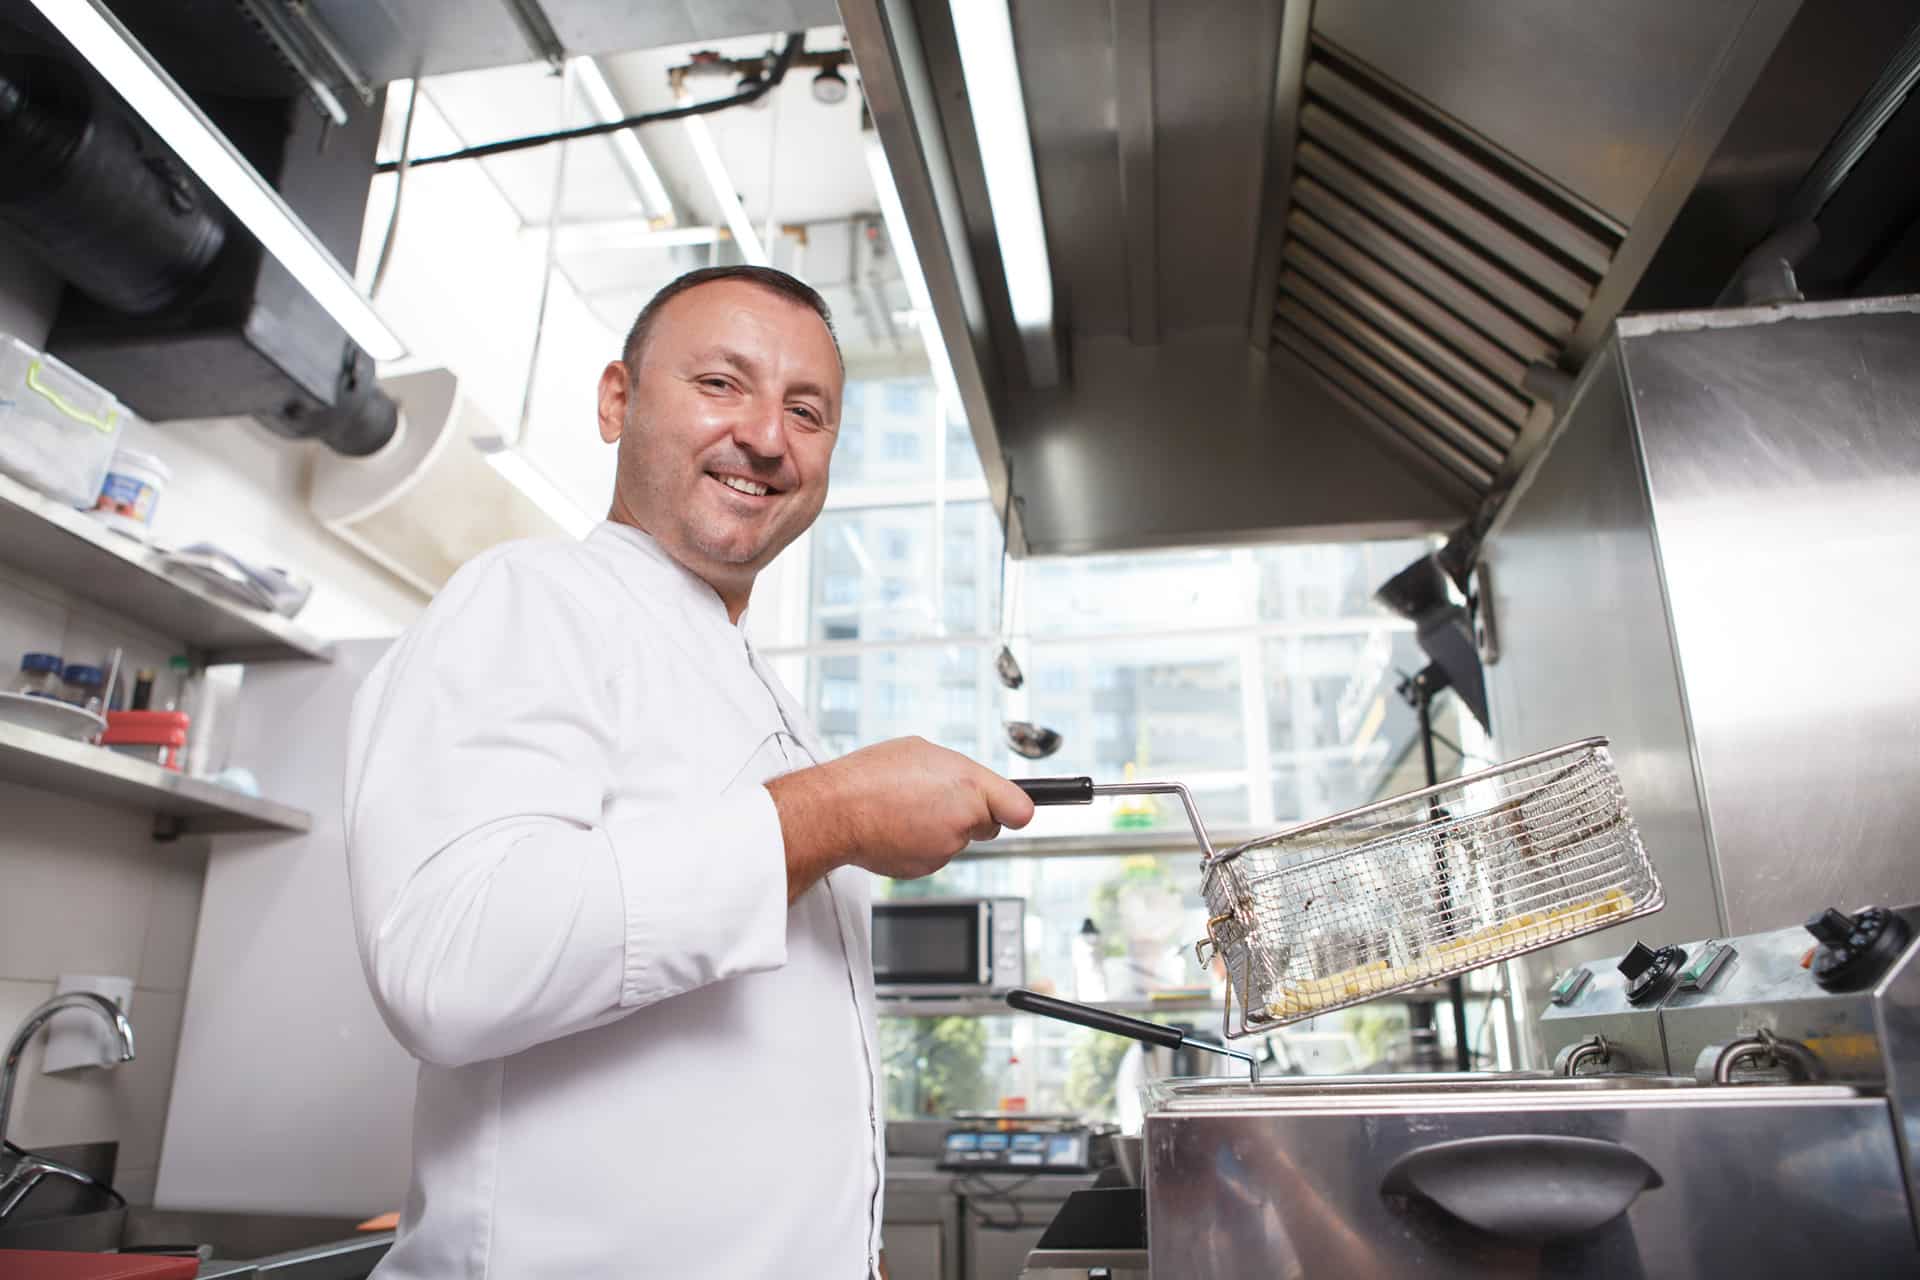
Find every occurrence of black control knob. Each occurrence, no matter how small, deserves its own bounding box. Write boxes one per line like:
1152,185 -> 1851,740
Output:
1806,908 -> 1853,947
1805,905 -> 1913,992
1618,941 -> 1687,1005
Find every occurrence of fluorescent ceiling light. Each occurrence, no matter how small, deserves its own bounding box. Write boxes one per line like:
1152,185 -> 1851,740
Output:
477,442 -> 596,538
949,0 -> 1058,387
28,0 -> 407,362
569,56 -> 676,224
865,139 -> 961,410
682,110 -> 767,266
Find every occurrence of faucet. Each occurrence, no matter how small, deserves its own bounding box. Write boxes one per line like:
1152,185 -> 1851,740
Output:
0,992 -> 136,1221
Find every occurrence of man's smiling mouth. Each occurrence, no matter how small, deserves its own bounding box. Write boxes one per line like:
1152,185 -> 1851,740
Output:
712,473 -> 777,497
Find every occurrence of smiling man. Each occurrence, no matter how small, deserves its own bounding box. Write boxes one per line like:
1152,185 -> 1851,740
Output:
345,266 -> 1034,1278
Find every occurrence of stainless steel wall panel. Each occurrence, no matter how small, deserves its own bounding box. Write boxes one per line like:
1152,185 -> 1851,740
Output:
1619,300 -> 1920,934
1481,344 -> 1723,962
1485,295 -> 1920,1066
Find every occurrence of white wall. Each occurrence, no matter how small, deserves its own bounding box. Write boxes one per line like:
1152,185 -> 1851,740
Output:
0,235 -> 425,1205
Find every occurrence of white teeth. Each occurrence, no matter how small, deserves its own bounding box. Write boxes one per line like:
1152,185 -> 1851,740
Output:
718,475 -> 770,497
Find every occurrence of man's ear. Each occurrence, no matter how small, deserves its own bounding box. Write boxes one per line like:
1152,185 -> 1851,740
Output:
597,361 -> 631,443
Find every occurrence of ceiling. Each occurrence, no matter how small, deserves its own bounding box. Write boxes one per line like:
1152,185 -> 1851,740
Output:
391,26 -> 922,370
845,0 -> 1920,555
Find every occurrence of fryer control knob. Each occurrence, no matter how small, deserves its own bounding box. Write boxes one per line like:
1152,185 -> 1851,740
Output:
1806,909 -> 1853,947
1618,941 -> 1686,1005
1805,906 -> 1913,992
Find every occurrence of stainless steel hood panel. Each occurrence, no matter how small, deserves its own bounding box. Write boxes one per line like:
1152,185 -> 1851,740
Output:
1313,0 -> 1758,226
1011,333 -> 1463,555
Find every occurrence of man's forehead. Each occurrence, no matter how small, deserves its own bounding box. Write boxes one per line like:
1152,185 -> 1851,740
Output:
652,280 -> 840,366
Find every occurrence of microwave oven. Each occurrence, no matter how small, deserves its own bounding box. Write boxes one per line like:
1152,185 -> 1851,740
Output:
872,897 -> 1025,997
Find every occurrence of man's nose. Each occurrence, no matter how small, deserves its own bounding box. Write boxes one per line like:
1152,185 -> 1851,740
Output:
732,396 -> 787,461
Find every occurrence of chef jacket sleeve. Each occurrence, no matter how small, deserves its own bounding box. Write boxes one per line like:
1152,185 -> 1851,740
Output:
344,550 -> 790,1068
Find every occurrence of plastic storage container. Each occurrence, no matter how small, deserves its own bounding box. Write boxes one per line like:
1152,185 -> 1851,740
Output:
0,334 -> 127,507
103,710 -> 190,771
12,652 -> 65,698
90,445 -> 170,540
59,663 -> 105,716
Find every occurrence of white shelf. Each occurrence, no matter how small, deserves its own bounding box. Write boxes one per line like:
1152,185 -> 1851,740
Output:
0,470 -> 331,664
0,719 -> 311,837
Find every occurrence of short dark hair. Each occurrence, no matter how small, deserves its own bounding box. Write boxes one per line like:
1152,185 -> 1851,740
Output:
621,265 -> 840,374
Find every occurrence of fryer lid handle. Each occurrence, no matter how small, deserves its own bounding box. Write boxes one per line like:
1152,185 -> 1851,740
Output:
1016,777 -> 1096,805
1005,988 -> 1184,1050
1380,1134 -> 1662,1242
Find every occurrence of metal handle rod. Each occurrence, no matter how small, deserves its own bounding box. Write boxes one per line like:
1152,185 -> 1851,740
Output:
1005,988 -> 1257,1084
1014,777 -> 1216,862
1090,781 -> 1215,861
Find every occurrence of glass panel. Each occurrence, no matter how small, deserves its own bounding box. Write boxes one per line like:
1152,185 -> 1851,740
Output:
942,501 -> 1000,637
944,400 -> 986,489
1021,547 -> 1255,639
1265,628 -> 1424,822
809,507 -> 937,643
1017,636 -> 1248,833
806,645 -> 997,761
1252,537 -> 1435,621
829,378 -> 936,487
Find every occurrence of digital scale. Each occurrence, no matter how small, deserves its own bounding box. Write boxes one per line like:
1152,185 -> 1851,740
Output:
937,1117 -> 1093,1173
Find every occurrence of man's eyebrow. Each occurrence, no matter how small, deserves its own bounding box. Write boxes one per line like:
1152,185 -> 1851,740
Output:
690,347 -> 763,378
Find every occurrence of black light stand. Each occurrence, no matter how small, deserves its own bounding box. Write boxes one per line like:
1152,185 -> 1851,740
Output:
1398,663 -> 1474,1073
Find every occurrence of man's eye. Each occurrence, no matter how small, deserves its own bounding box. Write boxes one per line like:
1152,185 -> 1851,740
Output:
699,376 -> 732,391
789,405 -> 819,423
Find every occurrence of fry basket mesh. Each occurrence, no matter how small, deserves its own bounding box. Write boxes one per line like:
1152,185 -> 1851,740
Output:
1199,738 -> 1661,1038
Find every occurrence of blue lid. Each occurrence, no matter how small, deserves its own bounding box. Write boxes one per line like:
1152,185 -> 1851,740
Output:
19,652 -> 63,673
62,663 -> 105,687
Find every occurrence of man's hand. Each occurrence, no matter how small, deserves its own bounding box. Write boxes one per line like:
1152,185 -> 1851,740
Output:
767,737 -> 1037,902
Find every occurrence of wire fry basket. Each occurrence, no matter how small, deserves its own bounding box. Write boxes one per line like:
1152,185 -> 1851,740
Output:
1195,737 -> 1662,1039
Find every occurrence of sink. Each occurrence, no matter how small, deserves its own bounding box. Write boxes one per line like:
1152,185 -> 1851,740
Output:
0,1206 -> 389,1279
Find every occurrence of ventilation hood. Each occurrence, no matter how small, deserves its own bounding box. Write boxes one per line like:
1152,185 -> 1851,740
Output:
845,0 -> 1920,555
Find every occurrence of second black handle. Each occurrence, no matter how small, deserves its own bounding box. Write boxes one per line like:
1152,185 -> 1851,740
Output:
1017,777 -> 1095,806
1005,988 -> 1186,1051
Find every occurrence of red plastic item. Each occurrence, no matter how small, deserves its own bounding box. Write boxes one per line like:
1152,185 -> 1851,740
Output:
102,711 -> 189,746
0,1251 -> 198,1278
101,711 -> 189,772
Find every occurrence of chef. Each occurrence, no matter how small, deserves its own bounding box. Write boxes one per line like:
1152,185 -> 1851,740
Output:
344,265 -> 1035,1278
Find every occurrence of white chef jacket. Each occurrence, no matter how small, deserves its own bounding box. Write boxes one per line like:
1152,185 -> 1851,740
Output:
344,522 -> 884,1278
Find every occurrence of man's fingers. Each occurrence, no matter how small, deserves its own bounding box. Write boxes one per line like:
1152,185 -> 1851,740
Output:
968,817 -> 1003,844
983,774 -> 1037,829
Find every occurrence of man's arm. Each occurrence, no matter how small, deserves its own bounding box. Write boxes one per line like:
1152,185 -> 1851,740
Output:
345,555 -> 790,1068
768,737 -> 1036,904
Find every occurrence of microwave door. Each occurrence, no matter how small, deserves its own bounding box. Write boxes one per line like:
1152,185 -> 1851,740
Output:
873,902 -> 992,991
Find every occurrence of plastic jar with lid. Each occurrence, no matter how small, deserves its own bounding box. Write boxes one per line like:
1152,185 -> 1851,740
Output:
60,663 -> 106,716
12,652 -> 65,698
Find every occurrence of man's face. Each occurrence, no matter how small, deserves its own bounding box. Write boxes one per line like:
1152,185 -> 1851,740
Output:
599,280 -> 841,609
